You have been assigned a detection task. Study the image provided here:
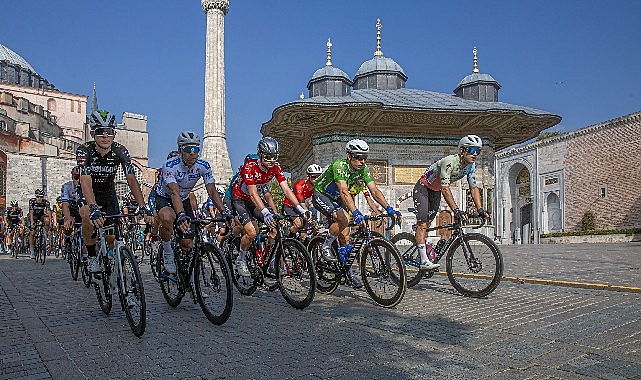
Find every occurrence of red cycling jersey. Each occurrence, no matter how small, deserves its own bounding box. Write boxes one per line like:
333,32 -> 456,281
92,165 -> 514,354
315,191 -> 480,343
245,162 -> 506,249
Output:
231,158 -> 286,201
283,179 -> 313,207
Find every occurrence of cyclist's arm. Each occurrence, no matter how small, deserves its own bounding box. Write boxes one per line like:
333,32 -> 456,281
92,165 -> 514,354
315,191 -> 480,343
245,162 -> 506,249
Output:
247,184 -> 267,212
126,173 -> 146,208
441,186 -> 458,211
167,182 -> 184,214
337,180 -> 357,212
264,191 -> 278,213
79,174 -> 98,207
469,186 -> 485,213
365,193 -> 381,214
29,209 -> 35,226
280,180 -> 301,209
189,192 -> 198,212
365,181 -> 390,210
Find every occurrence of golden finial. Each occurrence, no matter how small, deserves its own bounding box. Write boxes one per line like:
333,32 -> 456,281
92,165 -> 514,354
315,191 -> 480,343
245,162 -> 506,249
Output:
300,92 -> 304,99
326,38 -> 332,66
374,18 -> 383,57
473,46 -> 479,74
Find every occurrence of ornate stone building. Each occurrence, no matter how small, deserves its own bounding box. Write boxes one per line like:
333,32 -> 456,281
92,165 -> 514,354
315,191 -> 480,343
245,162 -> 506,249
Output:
261,20 -> 560,237
495,111 -> 641,244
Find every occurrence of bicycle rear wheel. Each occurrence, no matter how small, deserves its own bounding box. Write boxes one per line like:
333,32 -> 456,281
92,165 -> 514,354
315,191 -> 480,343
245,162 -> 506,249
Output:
446,233 -> 503,298
390,232 -> 424,288
117,246 -> 146,337
359,238 -> 406,308
276,238 -> 316,309
157,246 -> 185,307
95,256 -> 112,314
307,236 -> 339,294
194,244 -> 233,325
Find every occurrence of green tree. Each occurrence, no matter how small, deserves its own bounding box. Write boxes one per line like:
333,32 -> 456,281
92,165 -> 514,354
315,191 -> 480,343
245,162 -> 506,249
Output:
536,131 -> 561,141
268,178 -> 290,211
581,210 -> 596,231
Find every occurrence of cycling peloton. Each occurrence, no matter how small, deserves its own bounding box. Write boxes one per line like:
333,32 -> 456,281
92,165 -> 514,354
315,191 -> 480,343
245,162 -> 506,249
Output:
5,200 -> 24,256
230,137 -> 309,277
282,163 -> 322,240
412,134 -> 490,270
154,131 -> 229,274
312,138 -> 401,288
60,166 -> 83,255
76,110 -> 151,274
28,189 -> 51,259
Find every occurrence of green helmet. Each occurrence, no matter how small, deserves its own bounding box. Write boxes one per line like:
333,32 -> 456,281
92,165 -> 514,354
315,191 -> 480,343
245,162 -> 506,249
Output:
88,110 -> 117,129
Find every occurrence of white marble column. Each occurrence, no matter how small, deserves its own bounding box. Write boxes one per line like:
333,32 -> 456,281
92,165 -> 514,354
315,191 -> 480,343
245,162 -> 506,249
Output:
201,0 -> 233,187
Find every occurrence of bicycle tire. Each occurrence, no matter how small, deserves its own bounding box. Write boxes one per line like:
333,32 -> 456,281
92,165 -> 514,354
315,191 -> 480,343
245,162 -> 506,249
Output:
276,238 -> 316,310
53,233 -> 60,258
157,246 -> 185,307
446,233 -> 503,298
117,246 -> 146,337
194,243 -> 233,325
95,255 -> 112,314
359,238 -> 406,308
307,236 -> 339,295
68,239 -> 79,280
38,233 -> 46,265
390,232 -> 425,288
148,241 -> 158,278
222,236 -> 257,296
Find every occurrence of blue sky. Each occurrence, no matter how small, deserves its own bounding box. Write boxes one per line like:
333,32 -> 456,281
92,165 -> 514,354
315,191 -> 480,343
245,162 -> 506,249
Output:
2,1 -> 639,168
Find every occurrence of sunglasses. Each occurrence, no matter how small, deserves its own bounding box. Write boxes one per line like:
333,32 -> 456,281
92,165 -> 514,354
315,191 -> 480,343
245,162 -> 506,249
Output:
36,195 -> 43,198
308,174 -> 320,179
467,147 -> 481,155
262,154 -> 278,161
94,127 -> 116,136
351,154 -> 368,161
181,145 -> 201,154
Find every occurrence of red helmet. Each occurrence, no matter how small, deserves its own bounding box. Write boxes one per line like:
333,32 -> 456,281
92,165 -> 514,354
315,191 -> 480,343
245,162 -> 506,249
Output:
71,166 -> 81,176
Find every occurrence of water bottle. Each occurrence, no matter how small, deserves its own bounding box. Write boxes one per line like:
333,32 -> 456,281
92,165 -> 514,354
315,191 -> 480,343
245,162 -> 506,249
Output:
425,242 -> 436,261
107,248 -> 114,258
338,247 -> 348,263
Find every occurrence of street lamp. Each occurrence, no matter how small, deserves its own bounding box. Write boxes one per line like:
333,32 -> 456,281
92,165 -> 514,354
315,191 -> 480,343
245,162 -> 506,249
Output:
501,199 -> 507,244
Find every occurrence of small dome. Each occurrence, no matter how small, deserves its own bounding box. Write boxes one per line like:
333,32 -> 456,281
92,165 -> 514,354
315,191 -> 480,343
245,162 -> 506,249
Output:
0,44 -> 37,74
355,56 -> 406,79
310,65 -> 350,81
456,73 -> 499,88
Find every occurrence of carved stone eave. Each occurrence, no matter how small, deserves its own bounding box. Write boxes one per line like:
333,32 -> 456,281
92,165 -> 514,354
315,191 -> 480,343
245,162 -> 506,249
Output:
262,102 -> 560,171
201,0 -> 229,14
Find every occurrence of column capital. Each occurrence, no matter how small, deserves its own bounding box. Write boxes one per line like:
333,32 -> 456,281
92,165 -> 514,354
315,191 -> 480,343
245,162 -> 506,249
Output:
201,0 -> 229,15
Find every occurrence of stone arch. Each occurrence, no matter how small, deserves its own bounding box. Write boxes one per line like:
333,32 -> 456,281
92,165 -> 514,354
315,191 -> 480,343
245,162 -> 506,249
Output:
546,192 -> 562,232
506,160 -> 535,244
47,98 -> 56,112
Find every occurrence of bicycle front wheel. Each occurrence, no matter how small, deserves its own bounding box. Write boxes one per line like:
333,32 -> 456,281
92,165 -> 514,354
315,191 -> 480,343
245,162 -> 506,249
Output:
390,232 -> 424,288
157,246 -> 185,307
117,246 -> 146,337
38,234 -> 46,265
359,238 -> 406,308
276,238 -> 316,310
446,233 -> 503,298
194,244 -> 233,325
307,236 -> 339,295
95,256 -> 112,314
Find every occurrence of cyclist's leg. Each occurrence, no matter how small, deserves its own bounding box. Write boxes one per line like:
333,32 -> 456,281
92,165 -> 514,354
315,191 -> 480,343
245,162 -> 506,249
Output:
156,195 -> 179,274
413,181 -> 440,269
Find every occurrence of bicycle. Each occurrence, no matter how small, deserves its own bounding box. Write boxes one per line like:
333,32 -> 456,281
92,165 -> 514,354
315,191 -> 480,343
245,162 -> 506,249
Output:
221,214 -> 316,310
307,214 -> 406,308
156,216 -> 233,325
123,222 -> 145,264
8,225 -> 22,259
391,211 -> 503,297
32,221 -> 48,265
88,212 -> 147,337
64,223 -> 84,281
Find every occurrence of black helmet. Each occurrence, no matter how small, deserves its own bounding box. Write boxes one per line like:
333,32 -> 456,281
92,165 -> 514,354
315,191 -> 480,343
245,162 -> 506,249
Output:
56,196 -> 62,202
35,189 -> 44,196
10,200 -> 18,207
88,110 -> 117,129
257,137 -> 279,155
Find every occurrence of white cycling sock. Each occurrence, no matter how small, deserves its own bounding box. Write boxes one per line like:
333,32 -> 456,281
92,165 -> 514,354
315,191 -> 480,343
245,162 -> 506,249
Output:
322,233 -> 336,248
237,249 -> 247,261
417,244 -> 430,263
162,240 -> 173,255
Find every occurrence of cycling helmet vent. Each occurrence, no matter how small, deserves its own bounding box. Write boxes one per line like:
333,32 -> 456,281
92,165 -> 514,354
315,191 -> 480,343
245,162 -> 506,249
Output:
346,139 -> 369,154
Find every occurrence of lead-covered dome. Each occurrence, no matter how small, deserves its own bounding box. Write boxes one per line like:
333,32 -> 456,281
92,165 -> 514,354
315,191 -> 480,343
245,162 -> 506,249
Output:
307,38 -> 352,97
0,44 -> 37,73
0,44 -> 55,90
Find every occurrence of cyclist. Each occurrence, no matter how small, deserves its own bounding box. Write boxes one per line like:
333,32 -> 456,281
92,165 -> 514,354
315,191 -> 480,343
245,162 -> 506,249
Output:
5,200 -> 24,256
282,163 -> 322,239
412,134 -> 489,270
231,137 -> 308,277
312,138 -> 401,287
28,188 -> 51,259
76,110 -> 151,273
155,131 -> 229,274
61,166 -> 83,256
52,196 -> 65,253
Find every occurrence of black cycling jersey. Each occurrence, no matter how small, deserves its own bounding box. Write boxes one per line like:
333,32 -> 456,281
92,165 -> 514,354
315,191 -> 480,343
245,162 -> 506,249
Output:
122,199 -> 138,213
6,208 -> 23,224
76,141 -> 135,194
28,198 -> 50,217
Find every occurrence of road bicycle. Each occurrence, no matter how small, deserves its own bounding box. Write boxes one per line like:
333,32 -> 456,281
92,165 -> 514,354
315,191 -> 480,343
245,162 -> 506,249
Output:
391,211 -> 503,298
221,214 -> 316,310
307,214 -> 406,308
64,222 -> 84,281
156,217 -> 233,325
8,225 -> 24,259
32,221 -> 48,265
145,235 -> 160,278
123,222 -> 145,264
88,212 -> 146,337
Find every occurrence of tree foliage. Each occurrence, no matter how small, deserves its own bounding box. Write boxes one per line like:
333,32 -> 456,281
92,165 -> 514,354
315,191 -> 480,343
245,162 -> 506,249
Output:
536,131 -> 561,141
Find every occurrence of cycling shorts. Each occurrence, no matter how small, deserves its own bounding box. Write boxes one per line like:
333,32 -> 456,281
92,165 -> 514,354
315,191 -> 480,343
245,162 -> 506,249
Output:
155,194 -> 195,240
311,190 -> 346,223
412,180 -> 441,223
231,198 -> 271,227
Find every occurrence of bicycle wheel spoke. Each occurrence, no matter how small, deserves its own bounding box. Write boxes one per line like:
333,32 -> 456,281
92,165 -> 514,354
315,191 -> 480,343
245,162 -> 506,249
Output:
119,247 -> 146,337
446,234 -> 503,298
360,238 -> 406,308
195,245 -> 233,325
277,239 -> 315,309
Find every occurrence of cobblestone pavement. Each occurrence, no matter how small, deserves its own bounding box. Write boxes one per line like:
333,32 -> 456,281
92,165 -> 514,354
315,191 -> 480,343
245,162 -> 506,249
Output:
0,243 -> 639,379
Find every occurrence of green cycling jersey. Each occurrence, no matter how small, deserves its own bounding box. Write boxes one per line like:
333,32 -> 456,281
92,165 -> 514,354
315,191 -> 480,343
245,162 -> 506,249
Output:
315,158 -> 374,201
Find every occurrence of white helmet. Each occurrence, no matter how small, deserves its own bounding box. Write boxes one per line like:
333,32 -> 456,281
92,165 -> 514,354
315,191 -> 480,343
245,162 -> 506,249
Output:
458,134 -> 482,149
306,164 -> 322,175
177,131 -> 201,147
346,139 -> 369,154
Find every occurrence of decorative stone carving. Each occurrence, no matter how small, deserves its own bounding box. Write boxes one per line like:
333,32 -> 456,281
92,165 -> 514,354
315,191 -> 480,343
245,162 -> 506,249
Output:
201,0 -> 229,14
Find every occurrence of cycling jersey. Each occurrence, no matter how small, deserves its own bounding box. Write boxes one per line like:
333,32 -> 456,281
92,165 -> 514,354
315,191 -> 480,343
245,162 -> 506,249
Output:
314,158 -> 374,201
76,141 -> 135,194
283,179 -> 313,207
231,158 -> 285,201
156,157 -> 215,201
53,203 -> 64,221
225,172 -> 270,201
201,198 -> 215,217
60,181 -> 77,205
122,199 -> 138,213
28,198 -> 50,217
6,208 -> 22,225
420,154 -> 477,191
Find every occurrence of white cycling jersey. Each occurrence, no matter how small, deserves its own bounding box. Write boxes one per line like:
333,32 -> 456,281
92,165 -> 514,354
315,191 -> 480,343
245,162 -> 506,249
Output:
60,181 -> 76,203
156,157 -> 216,201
